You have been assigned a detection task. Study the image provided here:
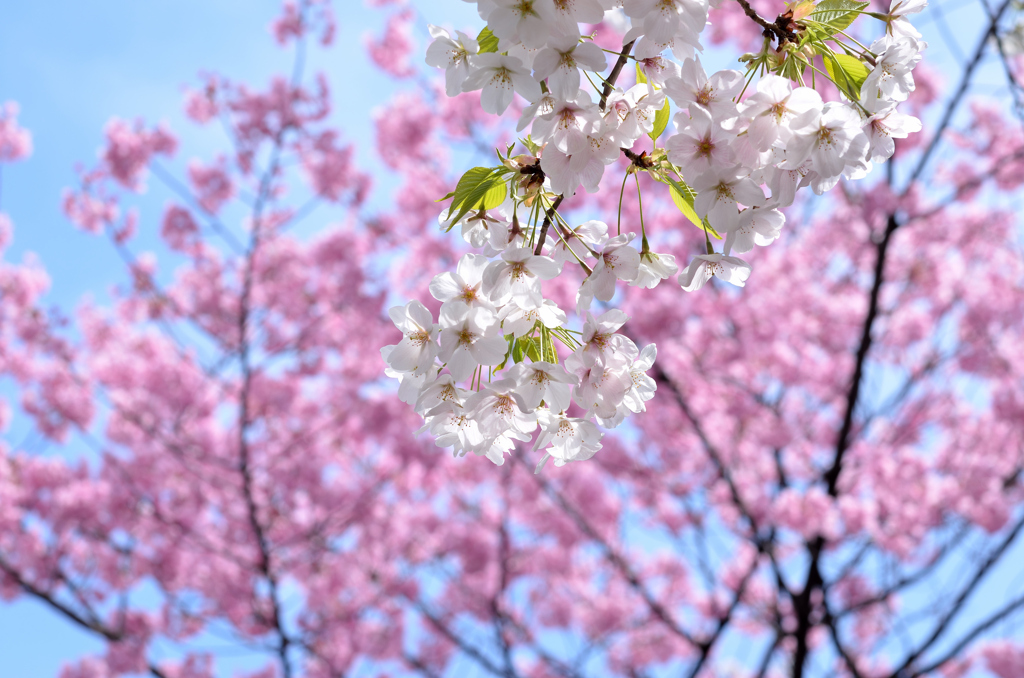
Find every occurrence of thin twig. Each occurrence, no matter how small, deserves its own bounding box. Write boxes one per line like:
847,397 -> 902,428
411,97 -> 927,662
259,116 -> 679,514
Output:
533,195 -> 564,255
905,0 -> 1014,187
733,0 -> 795,43
600,40 -> 636,111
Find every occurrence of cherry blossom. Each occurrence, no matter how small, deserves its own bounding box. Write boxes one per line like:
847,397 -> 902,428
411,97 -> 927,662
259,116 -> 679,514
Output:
664,57 -> 743,119
531,34 -> 607,100
740,75 -> 824,152
383,300 -> 440,375
425,25 -> 479,96
534,410 -> 603,470
461,53 -> 541,115
666,105 -> 738,179
438,302 -> 508,380
678,252 -> 753,290
487,0 -> 556,48
631,249 -> 679,288
0,101 -> 32,162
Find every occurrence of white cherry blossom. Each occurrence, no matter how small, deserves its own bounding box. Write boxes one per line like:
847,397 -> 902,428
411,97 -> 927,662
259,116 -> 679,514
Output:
534,411 -> 603,472
508,361 -> 577,412
766,160 -> 811,207
462,53 -> 542,115
549,0 -> 606,35
783,102 -> 867,180
667,106 -> 738,180
862,36 -> 921,103
623,0 -> 707,53
405,0 -> 928,470
581,309 -> 638,364
566,349 -> 632,419
438,302 -> 508,381
499,298 -> 567,336
724,207 -> 785,255
691,166 -> 766,233
532,35 -> 607,100
464,378 -> 539,439
622,343 -> 658,414
862,98 -> 922,162
541,129 -> 619,195
886,0 -> 927,39
476,433 -> 517,466
665,59 -> 744,119
740,75 -> 823,152
487,0 -> 556,48
424,402 -> 485,455
483,246 -> 562,308
430,252 -> 494,313
425,25 -> 479,97
603,84 -> 666,145
631,250 -> 679,289
633,55 -> 683,88
679,253 -> 753,291
382,353 -> 429,405
383,300 -> 438,375
517,91 -> 558,132
531,91 -> 602,153
586,232 -> 642,304
415,373 -> 465,415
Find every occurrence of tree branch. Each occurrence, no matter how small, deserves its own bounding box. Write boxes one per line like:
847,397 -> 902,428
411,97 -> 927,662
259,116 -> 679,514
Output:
408,596 -> 518,678
905,0 -> 1014,187
733,0 -> 795,43
525,455 -> 700,648
907,589 -> 1024,677
0,554 -> 170,678
822,604 -> 864,678
534,38 -> 635,253
230,6 -> 316,675
824,212 -> 900,496
889,512 -> 1024,675
600,40 -> 636,111
686,554 -> 762,678
533,195 -> 564,256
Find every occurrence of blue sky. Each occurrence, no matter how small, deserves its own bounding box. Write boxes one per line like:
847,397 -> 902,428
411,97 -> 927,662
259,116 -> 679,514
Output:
0,0 -> 478,310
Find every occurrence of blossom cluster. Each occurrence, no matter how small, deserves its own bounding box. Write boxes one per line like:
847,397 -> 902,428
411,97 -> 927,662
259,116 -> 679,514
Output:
382,231 -> 660,469
387,0 -> 927,467
426,0 -> 926,276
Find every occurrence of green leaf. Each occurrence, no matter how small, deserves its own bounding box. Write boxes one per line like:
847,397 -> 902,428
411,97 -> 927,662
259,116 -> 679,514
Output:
527,338 -> 541,362
649,98 -> 671,143
635,62 -> 648,85
823,53 -> 870,100
540,326 -> 557,363
657,173 -> 723,239
512,336 -> 542,363
779,50 -> 808,83
444,166 -> 508,226
496,334 -> 515,371
512,337 -> 526,363
822,54 -> 850,96
807,0 -> 869,35
520,136 -> 540,155
476,26 -> 499,54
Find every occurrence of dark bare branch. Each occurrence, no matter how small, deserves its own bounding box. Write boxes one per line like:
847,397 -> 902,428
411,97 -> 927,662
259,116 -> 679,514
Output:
600,40 -> 636,111
889,513 -> 1024,676
526,455 -> 700,648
